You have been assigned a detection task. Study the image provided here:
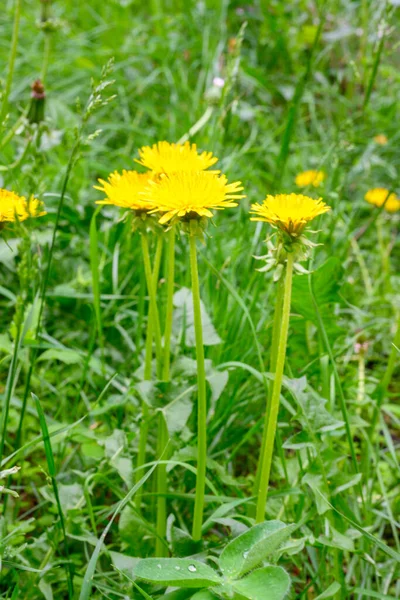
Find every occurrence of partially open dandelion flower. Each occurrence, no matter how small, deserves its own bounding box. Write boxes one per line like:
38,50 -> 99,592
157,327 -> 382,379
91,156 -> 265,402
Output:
373,134 -> 388,146
295,170 -> 326,188
365,188 -> 400,213
0,189 -> 46,224
141,171 -> 245,224
250,193 -> 331,236
135,141 -> 218,174
94,170 -> 154,211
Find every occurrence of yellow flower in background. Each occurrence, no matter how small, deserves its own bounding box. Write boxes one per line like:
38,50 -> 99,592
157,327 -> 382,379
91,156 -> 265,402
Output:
141,171 -> 245,224
373,134 -> 388,145
0,189 -> 46,223
295,170 -> 326,188
365,188 -> 400,213
135,141 -> 218,174
94,170 -> 154,211
250,193 -> 331,236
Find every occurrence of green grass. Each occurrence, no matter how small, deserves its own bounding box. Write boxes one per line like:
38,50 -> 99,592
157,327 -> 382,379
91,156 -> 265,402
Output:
0,0 -> 399,598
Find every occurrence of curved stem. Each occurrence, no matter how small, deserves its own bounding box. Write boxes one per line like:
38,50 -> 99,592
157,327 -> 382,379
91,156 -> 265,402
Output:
189,232 -> 207,541
256,252 -> 294,523
0,0 -> 22,124
162,225 -> 176,382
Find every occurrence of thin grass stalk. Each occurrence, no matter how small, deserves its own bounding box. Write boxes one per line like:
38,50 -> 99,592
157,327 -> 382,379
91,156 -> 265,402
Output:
376,215 -> 391,295
162,224 -> 176,381
0,0 -> 22,124
369,310 -> 400,438
89,208 -> 105,373
256,252 -> 294,523
363,4 -> 390,110
33,393 -> 74,599
308,271 -> 366,516
189,230 -> 207,541
0,319 -> 22,467
14,139 -> 81,450
155,411 -> 168,556
273,1 -> 328,188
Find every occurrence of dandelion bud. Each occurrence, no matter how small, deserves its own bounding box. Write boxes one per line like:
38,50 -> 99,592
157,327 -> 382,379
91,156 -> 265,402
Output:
27,79 -> 46,124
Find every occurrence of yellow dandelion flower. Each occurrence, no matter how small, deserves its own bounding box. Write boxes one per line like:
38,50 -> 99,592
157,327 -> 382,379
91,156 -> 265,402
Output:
250,193 -> 331,236
295,170 -> 326,188
365,188 -> 400,213
373,134 -> 388,145
94,170 -> 154,211
135,141 -> 218,174
0,189 -> 46,224
141,171 -> 245,224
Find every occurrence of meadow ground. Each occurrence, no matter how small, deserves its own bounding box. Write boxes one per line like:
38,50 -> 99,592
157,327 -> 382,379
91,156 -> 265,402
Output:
0,1 -> 399,599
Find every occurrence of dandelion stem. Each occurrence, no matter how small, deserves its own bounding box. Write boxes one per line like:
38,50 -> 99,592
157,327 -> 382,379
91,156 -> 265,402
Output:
136,234 -> 163,511
189,230 -> 207,541
256,252 -> 294,523
155,411 -> 168,556
162,225 -> 176,382
253,277 -> 284,499
141,231 -> 163,378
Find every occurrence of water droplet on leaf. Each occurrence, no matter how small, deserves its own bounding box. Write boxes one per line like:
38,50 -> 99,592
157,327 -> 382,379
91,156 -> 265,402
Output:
188,565 -> 197,572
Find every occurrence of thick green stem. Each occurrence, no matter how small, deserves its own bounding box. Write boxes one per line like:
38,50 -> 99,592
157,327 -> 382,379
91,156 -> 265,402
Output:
136,234 -> 163,511
162,225 -> 176,382
253,277 -> 284,498
141,232 -> 163,378
155,411 -> 168,556
256,253 -> 294,523
0,0 -> 22,124
189,232 -> 207,541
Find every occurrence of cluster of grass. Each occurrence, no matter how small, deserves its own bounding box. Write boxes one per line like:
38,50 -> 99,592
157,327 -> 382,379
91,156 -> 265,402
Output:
0,0 -> 399,598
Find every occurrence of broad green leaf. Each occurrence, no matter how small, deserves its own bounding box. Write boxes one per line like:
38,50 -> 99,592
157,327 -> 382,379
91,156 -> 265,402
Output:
219,521 -> 296,578
190,592 -> 219,599
37,348 -> 82,365
318,526 -> 355,552
231,566 -> 291,600
292,257 -> 342,322
134,558 -> 221,588
109,551 -> 139,575
173,288 -> 222,346
163,395 -> 193,437
302,473 -> 330,515
283,430 -> 314,450
314,582 -> 341,599
285,379 -> 344,434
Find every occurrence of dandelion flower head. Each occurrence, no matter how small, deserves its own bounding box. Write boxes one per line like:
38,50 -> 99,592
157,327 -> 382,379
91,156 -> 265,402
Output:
0,189 -> 46,224
295,170 -> 326,188
94,170 -> 154,211
373,134 -> 388,146
365,188 -> 400,213
135,141 -> 218,174
250,193 -> 331,236
141,171 -> 245,224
